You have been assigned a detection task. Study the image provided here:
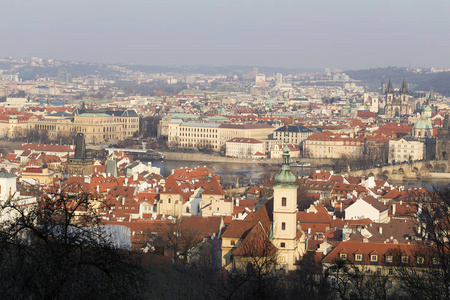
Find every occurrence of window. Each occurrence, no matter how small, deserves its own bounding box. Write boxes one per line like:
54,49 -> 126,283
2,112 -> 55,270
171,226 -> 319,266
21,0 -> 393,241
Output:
433,258 -> 440,265
168,198 -> 171,204
281,222 -> 286,230
282,197 -> 287,207
377,268 -> 382,275
231,240 -> 235,246
417,257 -> 425,265
370,255 -> 378,262
355,254 -> 363,261
340,253 -> 347,260
280,242 -> 285,248
388,268 -> 393,275
385,255 -> 393,263
388,280 -> 393,289
401,256 -> 409,263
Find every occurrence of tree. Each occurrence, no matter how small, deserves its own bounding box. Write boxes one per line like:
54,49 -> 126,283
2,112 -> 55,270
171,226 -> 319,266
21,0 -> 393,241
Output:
139,116 -> 162,138
143,218 -> 203,264
393,186 -> 450,300
287,251 -> 332,300
0,186 -> 147,299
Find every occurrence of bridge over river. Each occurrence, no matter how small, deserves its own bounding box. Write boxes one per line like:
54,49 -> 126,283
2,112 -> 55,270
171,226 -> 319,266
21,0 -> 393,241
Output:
349,160 -> 450,182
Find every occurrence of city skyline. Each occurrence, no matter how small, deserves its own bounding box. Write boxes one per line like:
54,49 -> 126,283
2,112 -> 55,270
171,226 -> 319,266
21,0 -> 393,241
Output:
1,0 -> 449,69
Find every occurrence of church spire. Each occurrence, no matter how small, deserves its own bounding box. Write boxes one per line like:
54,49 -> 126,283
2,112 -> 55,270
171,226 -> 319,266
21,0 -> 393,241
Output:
400,77 -> 408,94
274,141 -> 296,186
386,77 -> 394,94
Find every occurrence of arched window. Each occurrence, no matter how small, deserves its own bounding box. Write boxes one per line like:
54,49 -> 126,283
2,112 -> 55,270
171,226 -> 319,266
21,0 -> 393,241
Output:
168,198 -> 171,204
282,197 -> 287,207
282,222 -> 286,230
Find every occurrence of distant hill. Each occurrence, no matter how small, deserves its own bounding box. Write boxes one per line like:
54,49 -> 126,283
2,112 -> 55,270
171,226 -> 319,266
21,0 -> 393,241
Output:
416,72 -> 450,96
122,65 -> 320,76
344,67 -> 437,93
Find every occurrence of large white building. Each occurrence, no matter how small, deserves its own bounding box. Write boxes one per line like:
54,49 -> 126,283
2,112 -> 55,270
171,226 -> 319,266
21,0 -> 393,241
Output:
225,138 -> 264,158
389,138 -> 425,163
168,120 -> 274,152
272,125 -> 318,146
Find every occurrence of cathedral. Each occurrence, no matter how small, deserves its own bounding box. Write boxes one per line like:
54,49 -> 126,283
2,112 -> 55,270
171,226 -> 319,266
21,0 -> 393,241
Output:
384,78 -> 410,118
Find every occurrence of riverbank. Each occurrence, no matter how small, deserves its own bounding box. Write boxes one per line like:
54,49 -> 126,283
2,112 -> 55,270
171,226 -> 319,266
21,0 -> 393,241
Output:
159,151 -> 334,166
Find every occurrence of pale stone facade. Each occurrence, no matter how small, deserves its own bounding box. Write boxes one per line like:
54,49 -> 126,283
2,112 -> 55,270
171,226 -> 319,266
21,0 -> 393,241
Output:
167,120 -> 274,152
28,110 -> 139,144
388,138 -> 425,163
303,132 -> 364,159
225,138 -> 264,158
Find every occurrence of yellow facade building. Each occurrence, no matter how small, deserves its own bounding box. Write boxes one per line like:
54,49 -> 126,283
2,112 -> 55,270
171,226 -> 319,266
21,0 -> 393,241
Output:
28,109 -> 139,144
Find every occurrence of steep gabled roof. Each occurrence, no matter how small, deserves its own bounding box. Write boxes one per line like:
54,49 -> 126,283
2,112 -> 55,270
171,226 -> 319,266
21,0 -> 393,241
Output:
201,176 -> 225,196
232,222 -> 277,257
161,175 -> 183,195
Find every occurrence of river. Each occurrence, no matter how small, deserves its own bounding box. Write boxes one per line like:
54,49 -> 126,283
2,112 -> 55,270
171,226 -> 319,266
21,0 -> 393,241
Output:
148,160 -> 450,189
150,160 -> 313,186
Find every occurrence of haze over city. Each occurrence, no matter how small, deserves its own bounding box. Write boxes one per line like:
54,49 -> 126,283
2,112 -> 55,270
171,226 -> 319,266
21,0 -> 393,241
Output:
1,0 -> 450,69
3,1 -> 450,299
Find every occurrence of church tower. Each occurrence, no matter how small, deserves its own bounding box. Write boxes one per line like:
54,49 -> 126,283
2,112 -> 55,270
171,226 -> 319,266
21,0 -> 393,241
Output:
385,77 -> 394,117
272,144 -> 298,270
400,77 -> 409,115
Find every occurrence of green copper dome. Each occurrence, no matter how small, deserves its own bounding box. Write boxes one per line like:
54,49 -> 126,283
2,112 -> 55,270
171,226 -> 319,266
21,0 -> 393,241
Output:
274,145 -> 297,186
414,118 -> 432,130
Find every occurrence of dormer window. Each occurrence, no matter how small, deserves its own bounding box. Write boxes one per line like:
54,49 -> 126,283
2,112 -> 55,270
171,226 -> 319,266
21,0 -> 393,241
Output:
433,258 -> 440,265
401,256 -> 409,264
370,255 -> 378,262
340,253 -> 348,261
385,255 -> 393,263
417,257 -> 425,265
355,254 -> 363,261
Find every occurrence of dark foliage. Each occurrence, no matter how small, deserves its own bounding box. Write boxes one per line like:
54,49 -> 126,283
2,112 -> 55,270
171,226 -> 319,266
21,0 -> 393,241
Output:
0,189 -> 147,299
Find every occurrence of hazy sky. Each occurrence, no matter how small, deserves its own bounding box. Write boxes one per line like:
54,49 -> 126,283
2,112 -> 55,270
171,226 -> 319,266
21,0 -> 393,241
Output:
1,0 -> 449,69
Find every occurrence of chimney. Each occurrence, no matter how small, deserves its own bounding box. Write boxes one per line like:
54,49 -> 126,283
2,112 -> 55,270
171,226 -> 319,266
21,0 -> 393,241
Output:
122,197 -> 125,206
235,198 -> 240,207
392,203 -> 396,215
323,238 -> 328,255
125,178 -> 128,185
379,226 -> 383,235
96,185 -> 99,193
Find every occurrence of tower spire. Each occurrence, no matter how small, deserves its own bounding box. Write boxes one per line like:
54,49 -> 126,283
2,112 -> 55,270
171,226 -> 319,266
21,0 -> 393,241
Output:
386,77 -> 394,94
400,77 -> 408,94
